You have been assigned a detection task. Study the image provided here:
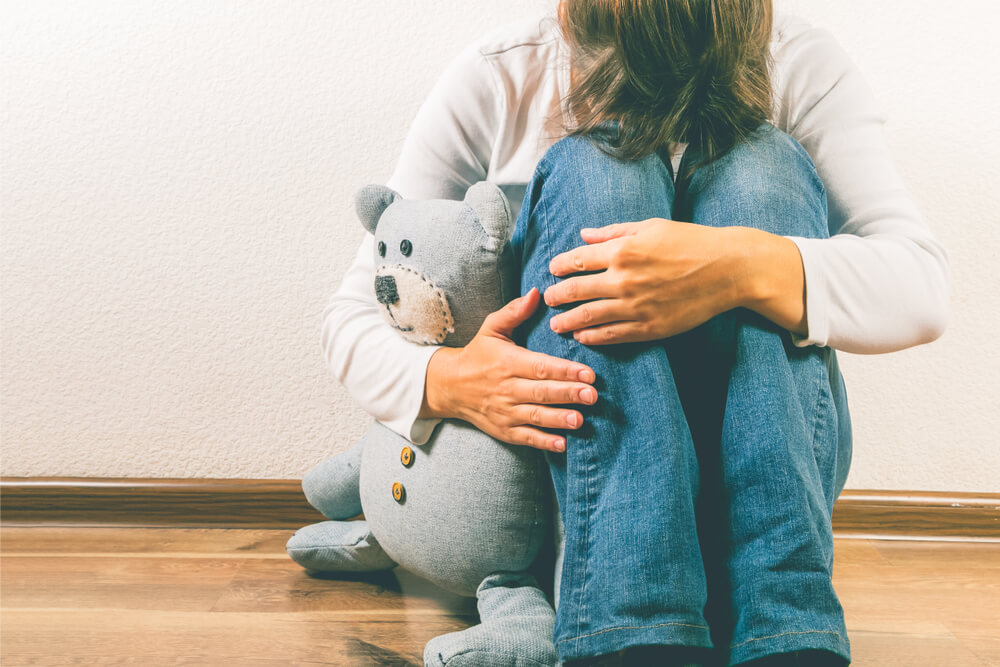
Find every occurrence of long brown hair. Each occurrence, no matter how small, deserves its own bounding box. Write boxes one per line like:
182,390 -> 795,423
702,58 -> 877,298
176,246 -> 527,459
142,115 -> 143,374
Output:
560,0 -> 773,169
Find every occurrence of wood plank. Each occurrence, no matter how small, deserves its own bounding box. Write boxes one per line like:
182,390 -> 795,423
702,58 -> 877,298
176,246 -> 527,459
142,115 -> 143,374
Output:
871,538 -> 1000,570
1,526 -> 294,555
847,629 -> 988,667
1,556 -> 242,612
832,538 -> 892,567
210,558 -> 476,617
945,626 -> 1000,667
833,544 -> 1000,640
7,611 -> 989,666
2,527 -> 999,665
1,610 -> 461,666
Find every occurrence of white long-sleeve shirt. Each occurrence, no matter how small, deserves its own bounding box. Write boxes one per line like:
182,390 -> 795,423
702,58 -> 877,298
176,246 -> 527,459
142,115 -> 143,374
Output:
323,13 -> 951,446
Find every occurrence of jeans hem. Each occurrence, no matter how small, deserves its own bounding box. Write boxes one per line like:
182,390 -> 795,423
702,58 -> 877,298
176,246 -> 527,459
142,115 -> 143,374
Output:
728,629 -> 850,666
555,621 -> 713,662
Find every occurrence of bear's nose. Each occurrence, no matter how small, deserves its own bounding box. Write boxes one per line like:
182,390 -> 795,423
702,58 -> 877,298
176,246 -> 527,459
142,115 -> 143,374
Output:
375,274 -> 399,305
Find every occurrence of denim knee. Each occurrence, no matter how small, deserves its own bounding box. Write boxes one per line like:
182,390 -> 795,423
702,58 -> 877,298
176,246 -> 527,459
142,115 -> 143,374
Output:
526,133 -> 675,232
677,123 -> 829,240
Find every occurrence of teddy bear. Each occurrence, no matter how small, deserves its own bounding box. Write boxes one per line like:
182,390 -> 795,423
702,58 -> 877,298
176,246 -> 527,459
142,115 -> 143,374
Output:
287,182 -> 557,667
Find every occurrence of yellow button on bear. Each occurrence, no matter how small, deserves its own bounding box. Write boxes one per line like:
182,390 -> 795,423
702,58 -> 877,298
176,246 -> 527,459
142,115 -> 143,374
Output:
400,446 -> 414,467
392,481 -> 405,503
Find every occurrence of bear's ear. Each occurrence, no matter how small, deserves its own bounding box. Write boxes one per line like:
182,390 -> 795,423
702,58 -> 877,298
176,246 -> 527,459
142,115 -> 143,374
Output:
464,181 -> 512,244
355,185 -> 400,234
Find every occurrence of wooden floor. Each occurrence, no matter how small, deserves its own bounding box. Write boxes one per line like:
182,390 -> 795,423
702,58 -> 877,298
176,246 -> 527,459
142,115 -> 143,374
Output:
1,527 -> 998,666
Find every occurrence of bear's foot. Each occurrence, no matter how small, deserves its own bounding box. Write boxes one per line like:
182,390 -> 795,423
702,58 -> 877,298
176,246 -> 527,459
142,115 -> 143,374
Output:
424,572 -> 556,667
424,621 -> 557,667
285,520 -> 396,572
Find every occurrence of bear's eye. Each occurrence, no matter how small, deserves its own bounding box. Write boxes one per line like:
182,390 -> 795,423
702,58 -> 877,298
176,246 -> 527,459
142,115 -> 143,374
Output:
400,239 -> 412,257
377,241 -> 386,257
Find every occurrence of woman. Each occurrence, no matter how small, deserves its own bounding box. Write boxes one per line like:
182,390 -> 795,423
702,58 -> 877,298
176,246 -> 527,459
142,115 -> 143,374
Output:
322,1 -> 950,665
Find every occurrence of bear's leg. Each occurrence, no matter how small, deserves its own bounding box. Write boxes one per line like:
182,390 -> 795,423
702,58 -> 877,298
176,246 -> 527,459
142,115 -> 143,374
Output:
424,572 -> 556,667
289,442 -> 388,572
300,439 -> 365,520
285,519 -> 397,572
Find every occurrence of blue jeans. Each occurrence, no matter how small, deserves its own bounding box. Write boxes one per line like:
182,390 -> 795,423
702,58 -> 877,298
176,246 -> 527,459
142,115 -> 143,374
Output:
509,124 -> 853,666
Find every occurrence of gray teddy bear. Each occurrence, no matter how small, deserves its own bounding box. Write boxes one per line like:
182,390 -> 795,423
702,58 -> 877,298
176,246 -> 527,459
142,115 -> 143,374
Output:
287,182 -> 557,666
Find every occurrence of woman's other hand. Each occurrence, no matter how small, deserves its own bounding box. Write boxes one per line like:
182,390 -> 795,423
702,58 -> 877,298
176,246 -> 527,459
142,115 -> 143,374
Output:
420,288 -> 597,452
544,219 -> 808,344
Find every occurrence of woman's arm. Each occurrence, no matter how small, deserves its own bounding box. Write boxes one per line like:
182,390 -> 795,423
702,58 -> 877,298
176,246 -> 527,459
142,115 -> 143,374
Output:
544,22 -> 950,354
773,23 -> 950,353
324,38 -> 595,449
542,219 -> 807,345
731,228 -> 809,337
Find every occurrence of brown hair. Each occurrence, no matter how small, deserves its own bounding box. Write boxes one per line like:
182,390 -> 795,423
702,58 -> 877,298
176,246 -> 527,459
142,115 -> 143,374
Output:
560,0 -> 773,169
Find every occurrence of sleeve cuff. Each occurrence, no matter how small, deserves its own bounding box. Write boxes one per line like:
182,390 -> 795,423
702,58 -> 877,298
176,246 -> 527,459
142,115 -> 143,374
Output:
377,344 -> 443,445
785,236 -> 830,348
408,414 -> 443,446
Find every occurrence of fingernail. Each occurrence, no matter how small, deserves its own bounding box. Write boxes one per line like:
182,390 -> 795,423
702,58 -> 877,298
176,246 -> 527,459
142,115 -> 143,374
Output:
566,413 -> 579,428
552,438 -> 565,451
578,368 -> 595,383
550,318 -> 561,332
580,387 -> 595,404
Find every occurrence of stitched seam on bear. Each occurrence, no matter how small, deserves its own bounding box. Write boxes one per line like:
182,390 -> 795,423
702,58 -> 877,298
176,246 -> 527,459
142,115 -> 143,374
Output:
386,263 -> 454,344
438,648 -> 552,667
287,533 -> 366,552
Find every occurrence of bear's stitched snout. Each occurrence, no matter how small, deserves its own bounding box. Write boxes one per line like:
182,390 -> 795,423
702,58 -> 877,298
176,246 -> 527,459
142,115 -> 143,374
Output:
375,274 -> 399,305
372,264 -> 455,345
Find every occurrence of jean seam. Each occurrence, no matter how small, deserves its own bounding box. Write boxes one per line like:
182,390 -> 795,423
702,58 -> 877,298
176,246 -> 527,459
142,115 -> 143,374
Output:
729,629 -> 847,650
806,348 -> 838,520
806,352 -> 826,461
537,173 -> 592,645
555,621 -> 711,647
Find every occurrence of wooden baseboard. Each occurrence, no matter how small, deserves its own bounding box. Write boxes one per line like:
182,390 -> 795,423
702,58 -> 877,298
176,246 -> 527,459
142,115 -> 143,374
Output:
2,477 -> 998,540
831,490 -> 1000,541
0,477 -> 326,529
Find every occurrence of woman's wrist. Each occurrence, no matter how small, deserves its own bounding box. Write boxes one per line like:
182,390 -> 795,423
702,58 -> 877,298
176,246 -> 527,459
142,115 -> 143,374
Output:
728,226 -> 809,337
419,347 -> 458,420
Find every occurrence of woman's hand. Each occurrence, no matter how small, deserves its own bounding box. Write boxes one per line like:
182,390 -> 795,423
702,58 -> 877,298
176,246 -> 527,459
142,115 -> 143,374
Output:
420,288 -> 597,452
544,219 -> 808,345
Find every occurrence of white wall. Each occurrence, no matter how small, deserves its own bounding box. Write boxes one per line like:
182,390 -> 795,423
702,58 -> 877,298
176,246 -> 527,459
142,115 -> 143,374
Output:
2,0 -> 997,491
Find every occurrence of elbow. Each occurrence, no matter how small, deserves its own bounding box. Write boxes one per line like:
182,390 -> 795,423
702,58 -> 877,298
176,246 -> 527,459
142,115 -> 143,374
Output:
320,299 -> 350,383
915,297 -> 949,345
319,293 -> 385,385
320,316 -> 336,376
913,243 -> 952,345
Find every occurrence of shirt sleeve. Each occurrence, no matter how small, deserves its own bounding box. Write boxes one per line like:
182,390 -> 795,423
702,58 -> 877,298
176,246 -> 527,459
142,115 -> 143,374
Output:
321,42 -> 502,444
776,26 -> 951,354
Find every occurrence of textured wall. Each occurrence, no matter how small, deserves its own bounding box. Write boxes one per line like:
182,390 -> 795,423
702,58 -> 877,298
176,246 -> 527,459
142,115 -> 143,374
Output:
2,0 -> 997,490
